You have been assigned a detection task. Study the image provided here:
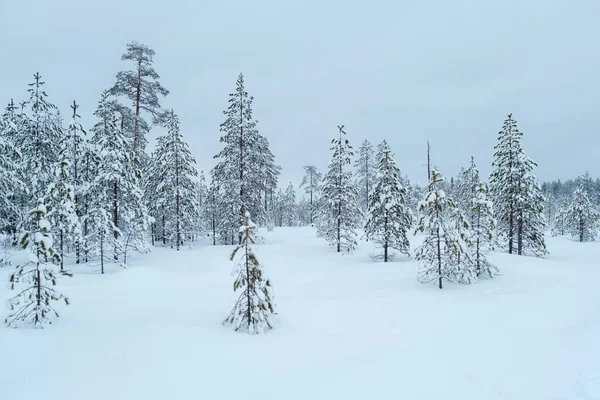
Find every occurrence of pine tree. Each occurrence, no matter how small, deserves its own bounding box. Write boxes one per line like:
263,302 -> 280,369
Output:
20,73 -> 63,202
110,42 -> 169,158
202,175 -> 220,245
354,139 -> 376,212
86,203 -> 121,274
90,91 -> 150,262
66,101 -> 87,263
414,169 -> 471,289
564,186 -> 600,242
454,157 -> 480,226
316,125 -> 361,253
551,206 -> 568,236
46,148 -> 80,271
489,113 -> 547,256
224,212 -> 275,334
254,136 -> 280,225
282,183 -> 297,227
471,182 -> 498,278
5,200 -> 71,328
364,141 -> 412,262
214,74 -> 276,235
0,103 -> 24,240
150,110 -> 199,250
299,165 -> 322,225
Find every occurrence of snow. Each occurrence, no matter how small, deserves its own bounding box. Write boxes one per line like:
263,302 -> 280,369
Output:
1,228 -> 599,400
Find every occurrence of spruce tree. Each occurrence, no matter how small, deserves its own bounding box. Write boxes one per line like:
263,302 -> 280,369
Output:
414,169 -> 471,289
224,212 -> 275,334
316,125 -> 361,253
565,186 -> 600,242
299,165 -> 322,225
5,200 -> 71,328
489,113 -> 547,256
354,139 -> 376,212
364,141 -> 412,261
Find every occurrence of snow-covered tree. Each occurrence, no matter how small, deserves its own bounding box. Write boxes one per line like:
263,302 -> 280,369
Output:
223,212 -> 275,334
90,91 -> 150,262
364,141 -> 412,261
299,165 -> 322,225
489,113 -> 547,256
471,182 -> 498,278
110,41 -> 169,158
5,200 -> 71,328
254,136 -> 280,225
150,110 -> 199,250
46,149 -> 80,271
214,74 -> 276,234
316,126 -> 361,253
354,139 -> 376,212
551,206 -> 568,236
0,104 -> 24,240
453,157 -> 480,226
414,168 -> 472,289
282,183 -> 297,227
564,186 -> 600,242
20,73 -> 63,202
65,101 -> 88,263
86,203 -> 121,274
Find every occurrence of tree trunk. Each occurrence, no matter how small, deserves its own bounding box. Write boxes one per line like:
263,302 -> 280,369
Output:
60,230 -> 64,271
100,228 -> 104,275
245,226 -> 252,330
113,181 -> 119,261
384,215 -> 388,262
580,212 -> 584,242
436,226 -> 442,289
517,210 -> 523,256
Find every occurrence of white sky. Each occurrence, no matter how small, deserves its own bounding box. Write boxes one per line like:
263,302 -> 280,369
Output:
1,0 -> 598,191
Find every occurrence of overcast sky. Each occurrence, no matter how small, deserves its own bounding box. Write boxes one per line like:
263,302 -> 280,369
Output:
1,0 -> 598,191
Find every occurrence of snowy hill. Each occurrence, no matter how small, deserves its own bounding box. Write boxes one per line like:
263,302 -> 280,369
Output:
1,227 -> 599,400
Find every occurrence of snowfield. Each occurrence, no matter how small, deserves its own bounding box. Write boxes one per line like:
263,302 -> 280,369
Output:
1,228 -> 599,400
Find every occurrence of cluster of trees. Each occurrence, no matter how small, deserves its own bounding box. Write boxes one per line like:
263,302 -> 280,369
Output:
544,173 -> 600,242
1,42 -> 212,327
2,40 -> 595,329
305,114 -> 552,289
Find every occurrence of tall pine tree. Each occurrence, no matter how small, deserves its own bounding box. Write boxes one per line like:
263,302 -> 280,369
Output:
489,113 -> 547,256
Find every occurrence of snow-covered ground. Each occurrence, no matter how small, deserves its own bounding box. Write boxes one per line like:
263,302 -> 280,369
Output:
1,228 -> 599,400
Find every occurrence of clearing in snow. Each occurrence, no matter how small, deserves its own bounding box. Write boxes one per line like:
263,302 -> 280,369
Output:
1,227 -> 599,400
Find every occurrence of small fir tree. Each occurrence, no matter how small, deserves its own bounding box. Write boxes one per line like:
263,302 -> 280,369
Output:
316,125 -> 361,253
224,212 -> 275,334
364,141 -> 412,261
413,169 -> 470,289
5,200 -> 71,328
